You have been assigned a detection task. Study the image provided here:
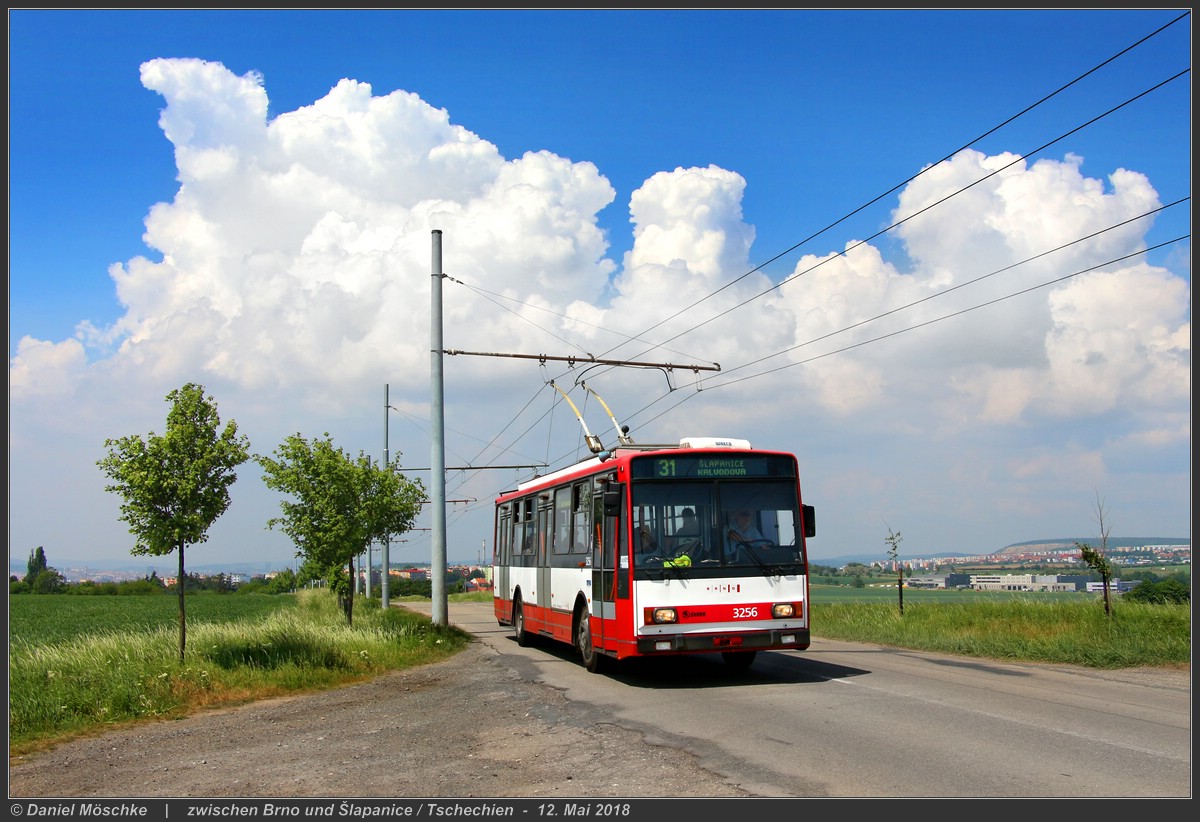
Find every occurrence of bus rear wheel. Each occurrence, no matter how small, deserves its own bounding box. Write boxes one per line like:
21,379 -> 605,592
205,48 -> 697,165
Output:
576,609 -> 605,673
513,600 -> 530,647
722,650 -> 757,671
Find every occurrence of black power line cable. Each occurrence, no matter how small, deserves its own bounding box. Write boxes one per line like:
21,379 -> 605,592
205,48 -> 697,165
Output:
618,66 -> 1189,369
457,12 -> 1188,402
437,13 -> 1191,509
702,198 -> 1188,386
598,11 -> 1192,364
628,233 -> 1189,432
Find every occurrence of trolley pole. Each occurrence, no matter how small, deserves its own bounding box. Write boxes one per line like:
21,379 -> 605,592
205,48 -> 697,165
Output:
430,230 -> 448,626
382,383 -> 391,610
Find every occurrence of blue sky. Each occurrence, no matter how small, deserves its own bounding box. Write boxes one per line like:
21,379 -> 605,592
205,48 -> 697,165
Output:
8,8 -> 1191,571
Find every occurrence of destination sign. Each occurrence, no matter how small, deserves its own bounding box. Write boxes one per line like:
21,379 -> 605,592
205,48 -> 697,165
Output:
631,454 -> 795,480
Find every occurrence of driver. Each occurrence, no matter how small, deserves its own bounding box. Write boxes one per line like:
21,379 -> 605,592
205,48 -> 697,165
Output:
726,509 -> 764,554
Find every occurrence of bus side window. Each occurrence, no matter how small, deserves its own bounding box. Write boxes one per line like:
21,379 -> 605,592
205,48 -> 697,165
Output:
572,481 -> 591,553
519,498 -> 536,557
553,486 -> 572,554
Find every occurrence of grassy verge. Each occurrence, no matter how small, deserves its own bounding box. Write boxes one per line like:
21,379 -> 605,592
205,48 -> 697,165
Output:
813,595 -> 1190,669
8,589 -> 471,755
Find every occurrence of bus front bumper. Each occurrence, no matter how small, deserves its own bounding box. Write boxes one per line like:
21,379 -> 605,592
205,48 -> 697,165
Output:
636,627 -> 811,655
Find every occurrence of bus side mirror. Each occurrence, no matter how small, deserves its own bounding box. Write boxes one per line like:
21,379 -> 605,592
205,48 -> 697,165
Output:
803,505 -> 816,538
602,484 -> 624,516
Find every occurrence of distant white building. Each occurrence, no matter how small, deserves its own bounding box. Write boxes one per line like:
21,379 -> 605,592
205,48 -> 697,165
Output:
1086,580 -> 1140,593
970,574 -> 1078,592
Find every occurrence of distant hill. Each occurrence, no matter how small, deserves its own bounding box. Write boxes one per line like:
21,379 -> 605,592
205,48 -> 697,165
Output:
810,537 -> 1189,567
993,537 -> 1189,554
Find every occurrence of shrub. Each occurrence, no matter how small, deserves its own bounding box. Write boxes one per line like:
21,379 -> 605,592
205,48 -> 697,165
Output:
1122,577 -> 1189,604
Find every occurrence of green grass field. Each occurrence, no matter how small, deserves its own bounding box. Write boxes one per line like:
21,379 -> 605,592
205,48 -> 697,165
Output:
8,591 -> 298,647
811,587 -> 1189,668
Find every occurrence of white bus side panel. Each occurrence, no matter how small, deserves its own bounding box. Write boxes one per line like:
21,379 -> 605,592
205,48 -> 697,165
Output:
548,565 -> 592,613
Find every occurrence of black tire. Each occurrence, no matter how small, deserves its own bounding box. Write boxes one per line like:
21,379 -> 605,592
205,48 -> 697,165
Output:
722,650 -> 757,671
576,607 -> 605,673
513,600 -> 529,647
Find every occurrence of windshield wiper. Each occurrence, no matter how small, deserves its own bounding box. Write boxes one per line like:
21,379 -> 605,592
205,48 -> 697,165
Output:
735,541 -> 803,576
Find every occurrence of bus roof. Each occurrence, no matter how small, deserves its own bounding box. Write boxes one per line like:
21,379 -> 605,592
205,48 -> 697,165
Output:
505,436 -> 759,494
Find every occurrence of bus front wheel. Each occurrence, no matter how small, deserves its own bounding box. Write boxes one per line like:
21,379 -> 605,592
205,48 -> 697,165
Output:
576,609 -> 605,673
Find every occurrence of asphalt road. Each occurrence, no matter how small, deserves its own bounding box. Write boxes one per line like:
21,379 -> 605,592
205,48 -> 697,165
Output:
407,599 -> 1192,798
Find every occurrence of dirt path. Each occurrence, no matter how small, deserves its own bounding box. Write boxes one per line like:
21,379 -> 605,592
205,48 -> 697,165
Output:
8,639 -> 750,799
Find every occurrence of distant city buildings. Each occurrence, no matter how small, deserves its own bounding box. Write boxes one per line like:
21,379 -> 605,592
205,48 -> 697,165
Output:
906,573 -> 1127,592
886,542 -> 1189,574
18,562 -> 494,587
17,543 -> 1186,586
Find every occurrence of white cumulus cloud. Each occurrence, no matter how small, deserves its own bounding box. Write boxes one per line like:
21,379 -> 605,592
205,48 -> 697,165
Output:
8,58 -> 1189,567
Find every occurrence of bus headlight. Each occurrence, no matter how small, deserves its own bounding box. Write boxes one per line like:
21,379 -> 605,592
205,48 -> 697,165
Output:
772,602 -> 800,619
645,607 -> 678,624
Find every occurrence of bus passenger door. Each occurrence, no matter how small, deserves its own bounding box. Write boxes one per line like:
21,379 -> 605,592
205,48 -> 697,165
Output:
591,484 -> 623,647
494,509 -> 511,621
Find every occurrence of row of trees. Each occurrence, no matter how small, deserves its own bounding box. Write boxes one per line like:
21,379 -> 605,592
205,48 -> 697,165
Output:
12,546 -> 67,593
10,562 -> 490,599
10,567 -> 298,597
94,383 -> 426,662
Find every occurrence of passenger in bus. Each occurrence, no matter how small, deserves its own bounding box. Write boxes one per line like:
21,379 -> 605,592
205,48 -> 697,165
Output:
637,523 -> 660,553
677,508 -> 700,539
668,507 -> 703,558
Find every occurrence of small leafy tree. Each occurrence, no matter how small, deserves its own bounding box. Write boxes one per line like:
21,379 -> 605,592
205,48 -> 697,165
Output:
257,433 -> 425,626
97,383 -> 251,662
20,546 -> 65,593
266,567 -> 298,594
29,567 -> 67,594
884,526 -> 904,614
27,546 -> 48,579
1074,490 -> 1114,617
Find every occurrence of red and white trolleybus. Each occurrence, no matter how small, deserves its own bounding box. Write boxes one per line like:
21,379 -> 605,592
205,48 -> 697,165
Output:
492,436 -> 815,672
